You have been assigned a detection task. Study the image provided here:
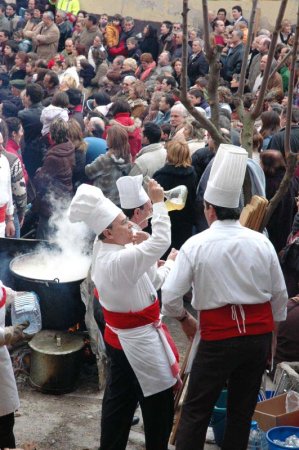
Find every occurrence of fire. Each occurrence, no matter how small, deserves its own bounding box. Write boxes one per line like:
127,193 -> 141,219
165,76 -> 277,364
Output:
68,323 -> 80,332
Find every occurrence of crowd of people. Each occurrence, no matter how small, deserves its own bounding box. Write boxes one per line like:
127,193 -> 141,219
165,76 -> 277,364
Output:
0,1 -> 299,450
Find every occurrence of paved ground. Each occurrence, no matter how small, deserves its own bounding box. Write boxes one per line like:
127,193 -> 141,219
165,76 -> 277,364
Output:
13,306 -> 220,450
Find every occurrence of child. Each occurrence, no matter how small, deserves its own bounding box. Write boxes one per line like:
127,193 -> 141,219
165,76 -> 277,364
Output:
126,37 -> 142,63
105,14 -> 123,49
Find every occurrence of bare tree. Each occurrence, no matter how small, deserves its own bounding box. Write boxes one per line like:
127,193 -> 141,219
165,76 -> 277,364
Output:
179,0 -> 228,148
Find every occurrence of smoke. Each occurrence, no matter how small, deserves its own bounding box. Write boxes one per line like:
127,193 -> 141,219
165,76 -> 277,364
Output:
11,195 -> 94,283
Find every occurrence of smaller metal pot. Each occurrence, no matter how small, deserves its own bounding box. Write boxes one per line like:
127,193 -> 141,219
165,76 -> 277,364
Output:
28,330 -> 84,394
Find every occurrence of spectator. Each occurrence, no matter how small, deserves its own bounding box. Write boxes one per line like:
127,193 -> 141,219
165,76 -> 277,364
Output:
187,39 -> 209,86
66,87 -> 84,130
61,38 -> 76,59
267,106 -> 299,157
139,24 -> 159,61
173,30 -> 192,60
67,117 -> 88,189
159,20 -> 175,55
105,14 -> 122,49
87,35 -> 106,70
40,91 -> 69,138
18,83 -> 44,177
221,29 -> 244,82
80,14 -> 101,51
5,116 -> 28,185
9,51 -> 28,81
231,5 -> 248,26
260,110 -> 281,150
153,140 -> 197,253
129,122 -> 166,177
135,53 -> 156,82
85,124 -> 131,205
54,0 -> 80,16
127,80 -> 148,119
55,10 -> 73,52
154,93 -> 175,126
104,100 -> 142,160
216,8 -> 231,26
34,11 -> 60,60
0,5 -> 10,33
43,69 -> 59,99
260,150 -> 298,253
156,50 -> 173,77
109,16 -> 136,59
126,37 -> 142,63
34,118 -> 75,239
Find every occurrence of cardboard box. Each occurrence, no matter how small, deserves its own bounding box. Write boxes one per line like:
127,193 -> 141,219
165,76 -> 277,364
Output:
253,393 -> 299,431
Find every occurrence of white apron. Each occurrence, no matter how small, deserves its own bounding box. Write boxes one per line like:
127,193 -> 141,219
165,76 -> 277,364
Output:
0,283 -> 20,417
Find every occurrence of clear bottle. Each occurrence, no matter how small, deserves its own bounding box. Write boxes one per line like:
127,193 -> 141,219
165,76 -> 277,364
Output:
247,421 -> 268,450
164,185 -> 188,211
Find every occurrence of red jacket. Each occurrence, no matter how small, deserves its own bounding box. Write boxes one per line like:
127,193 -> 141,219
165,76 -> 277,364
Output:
103,112 -> 142,161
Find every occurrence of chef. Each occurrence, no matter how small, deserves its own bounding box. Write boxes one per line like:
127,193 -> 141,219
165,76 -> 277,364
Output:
0,282 -> 29,448
116,174 -> 177,289
68,180 -> 179,450
162,144 -> 288,450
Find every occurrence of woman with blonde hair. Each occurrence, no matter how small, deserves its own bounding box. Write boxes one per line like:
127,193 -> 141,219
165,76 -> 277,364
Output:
85,124 -> 131,205
60,74 -> 78,91
127,80 -> 148,119
153,140 -> 197,252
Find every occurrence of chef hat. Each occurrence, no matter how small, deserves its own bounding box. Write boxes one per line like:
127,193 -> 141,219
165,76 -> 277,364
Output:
204,144 -> 248,208
116,175 -> 150,209
68,184 -> 121,235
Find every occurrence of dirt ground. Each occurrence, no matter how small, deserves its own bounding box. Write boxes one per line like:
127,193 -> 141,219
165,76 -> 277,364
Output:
13,311 -> 219,450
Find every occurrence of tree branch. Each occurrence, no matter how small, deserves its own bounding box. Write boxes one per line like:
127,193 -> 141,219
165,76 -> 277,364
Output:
269,49 -> 292,79
251,0 -> 288,120
261,153 -> 298,230
181,0 -> 190,102
284,4 -> 299,156
237,0 -> 258,96
202,0 -> 212,59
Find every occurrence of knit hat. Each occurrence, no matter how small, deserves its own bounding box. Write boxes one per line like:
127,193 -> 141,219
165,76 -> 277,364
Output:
116,175 -> 149,209
68,184 -> 121,235
204,144 -> 248,208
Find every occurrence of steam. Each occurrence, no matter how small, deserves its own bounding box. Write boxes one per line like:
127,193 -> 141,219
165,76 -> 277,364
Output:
12,195 -> 93,282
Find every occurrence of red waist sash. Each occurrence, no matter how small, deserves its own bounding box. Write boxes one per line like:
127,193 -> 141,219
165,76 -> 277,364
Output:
0,204 -> 7,223
200,301 -> 274,341
94,288 -> 179,362
0,287 -> 7,309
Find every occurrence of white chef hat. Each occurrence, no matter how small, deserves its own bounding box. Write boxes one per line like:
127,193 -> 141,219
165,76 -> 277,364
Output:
68,184 -> 121,235
116,175 -> 150,209
204,144 -> 248,208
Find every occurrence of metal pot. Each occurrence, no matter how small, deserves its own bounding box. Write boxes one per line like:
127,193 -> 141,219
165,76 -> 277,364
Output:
9,253 -> 86,330
0,237 -> 53,286
28,330 -> 84,394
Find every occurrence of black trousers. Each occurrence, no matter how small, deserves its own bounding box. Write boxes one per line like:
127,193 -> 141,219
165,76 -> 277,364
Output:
100,343 -> 174,450
176,333 -> 272,450
0,412 -> 16,449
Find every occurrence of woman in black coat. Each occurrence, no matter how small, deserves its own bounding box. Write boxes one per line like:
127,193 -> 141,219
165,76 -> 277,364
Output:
139,25 -> 160,61
153,140 -> 197,254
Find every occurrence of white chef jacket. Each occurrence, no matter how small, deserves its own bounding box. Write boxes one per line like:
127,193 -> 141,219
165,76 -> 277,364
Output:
162,220 -> 288,322
91,202 -> 177,396
0,281 -> 20,417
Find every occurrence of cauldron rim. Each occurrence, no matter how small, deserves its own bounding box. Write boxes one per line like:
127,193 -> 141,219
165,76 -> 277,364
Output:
9,252 -> 86,285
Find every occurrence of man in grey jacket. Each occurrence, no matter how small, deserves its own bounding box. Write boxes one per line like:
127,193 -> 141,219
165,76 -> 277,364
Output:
129,122 -> 166,178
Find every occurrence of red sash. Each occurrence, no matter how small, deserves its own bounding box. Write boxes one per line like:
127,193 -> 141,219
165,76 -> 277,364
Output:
200,301 -> 274,341
0,204 -> 7,223
0,287 -> 7,309
94,288 -> 179,362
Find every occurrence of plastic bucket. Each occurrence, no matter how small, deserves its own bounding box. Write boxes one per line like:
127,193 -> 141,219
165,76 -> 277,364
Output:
210,390 -> 227,447
266,426 -> 299,450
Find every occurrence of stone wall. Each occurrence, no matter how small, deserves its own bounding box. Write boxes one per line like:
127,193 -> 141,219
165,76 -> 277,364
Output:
80,0 -> 298,30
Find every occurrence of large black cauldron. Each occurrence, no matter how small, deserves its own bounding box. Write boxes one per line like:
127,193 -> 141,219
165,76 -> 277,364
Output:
9,253 -> 86,330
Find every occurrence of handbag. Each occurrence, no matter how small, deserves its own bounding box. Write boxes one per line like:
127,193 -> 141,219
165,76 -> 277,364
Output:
280,238 -> 299,272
